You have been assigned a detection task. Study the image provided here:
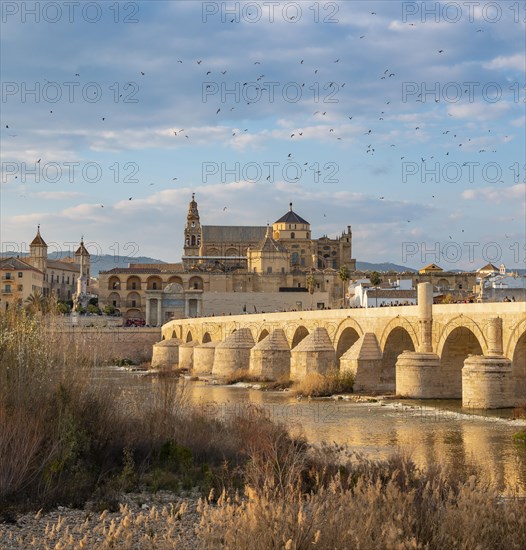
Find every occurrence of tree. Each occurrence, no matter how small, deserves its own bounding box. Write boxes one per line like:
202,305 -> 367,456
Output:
56,301 -> 70,315
25,291 -> 48,315
370,271 -> 382,307
338,266 -> 350,307
104,304 -> 116,316
87,304 -> 101,315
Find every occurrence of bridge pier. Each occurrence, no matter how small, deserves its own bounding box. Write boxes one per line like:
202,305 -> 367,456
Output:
151,338 -> 183,369
250,329 -> 291,380
193,341 -> 218,375
290,327 -> 336,381
462,356 -> 513,409
462,317 -> 514,408
340,333 -> 382,393
396,283 -> 442,397
178,341 -> 198,370
396,351 -> 441,398
212,328 -> 255,377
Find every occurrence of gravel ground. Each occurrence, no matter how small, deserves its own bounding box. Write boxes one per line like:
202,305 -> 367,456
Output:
0,491 -> 203,549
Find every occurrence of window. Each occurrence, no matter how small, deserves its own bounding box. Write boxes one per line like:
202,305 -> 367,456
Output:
62,275 -> 65,283
113,300 -> 117,307
132,282 -> 137,290
300,258 -> 305,266
267,267 -> 272,273
67,276 -> 70,284
131,300 -> 136,307
5,273 -> 11,280
152,282 -> 157,289
186,238 -> 189,246
18,272 -> 23,278
191,235 -> 196,246
281,267 -> 285,273
291,232 -> 295,239
291,252 -> 299,264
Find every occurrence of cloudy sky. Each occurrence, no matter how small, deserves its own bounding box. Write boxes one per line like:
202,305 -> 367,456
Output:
1,0 -> 525,271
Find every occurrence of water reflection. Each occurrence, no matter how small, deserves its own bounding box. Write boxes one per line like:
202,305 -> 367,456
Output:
94,367 -> 526,494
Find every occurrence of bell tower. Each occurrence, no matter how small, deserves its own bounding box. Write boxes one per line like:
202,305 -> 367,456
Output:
183,193 -> 201,261
29,225 -> 48,274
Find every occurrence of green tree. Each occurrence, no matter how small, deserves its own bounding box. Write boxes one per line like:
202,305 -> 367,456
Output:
338,266 -> 350,307
104,304 -> 116,316
87,304 -> 101,315
56,301 -> 71,315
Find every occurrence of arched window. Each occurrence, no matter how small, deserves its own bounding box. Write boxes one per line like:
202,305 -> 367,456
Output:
191,235 -> 196,246
291,232 -> 295,239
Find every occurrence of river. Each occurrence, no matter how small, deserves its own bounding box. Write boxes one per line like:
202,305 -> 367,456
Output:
95,366 -> 526,495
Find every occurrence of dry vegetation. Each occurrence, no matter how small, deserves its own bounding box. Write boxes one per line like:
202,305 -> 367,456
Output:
1,307 -> 526,549
292,370 -> 355,397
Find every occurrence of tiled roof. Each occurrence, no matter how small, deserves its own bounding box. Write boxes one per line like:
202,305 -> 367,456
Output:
46,260 -> 80,272
0,256 -> 43,273
274,209 -> 309,225
202,225 -> 267,243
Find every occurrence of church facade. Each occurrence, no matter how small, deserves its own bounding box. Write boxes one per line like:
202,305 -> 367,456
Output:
98,195 -> 356,325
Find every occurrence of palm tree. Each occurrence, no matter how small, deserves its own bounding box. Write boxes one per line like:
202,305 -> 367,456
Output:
25,291 -> 47,315
338,266 -> 350,307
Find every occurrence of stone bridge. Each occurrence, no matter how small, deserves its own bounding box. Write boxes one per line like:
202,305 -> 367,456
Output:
157,284 -> 526,409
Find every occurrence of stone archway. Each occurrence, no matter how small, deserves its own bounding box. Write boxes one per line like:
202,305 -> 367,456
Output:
258,329 -> 270,342
202,332 -> 212,344
186,330 -> 193,343
291,326 -> 309,349
336,327 -> 360,360
382,327 -> 416,392
440,326 -> 483,398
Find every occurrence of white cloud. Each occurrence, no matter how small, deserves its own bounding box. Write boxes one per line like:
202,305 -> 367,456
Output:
462,184 -> 526,203
483,54 -> 525,71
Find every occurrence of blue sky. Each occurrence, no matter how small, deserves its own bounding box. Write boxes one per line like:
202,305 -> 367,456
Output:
1,0 -> 525,271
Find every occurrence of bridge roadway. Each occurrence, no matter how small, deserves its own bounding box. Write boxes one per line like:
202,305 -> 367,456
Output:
159,284 -> 526,409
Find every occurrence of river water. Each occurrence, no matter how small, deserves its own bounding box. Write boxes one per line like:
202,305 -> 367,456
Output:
96,367 -> 526,495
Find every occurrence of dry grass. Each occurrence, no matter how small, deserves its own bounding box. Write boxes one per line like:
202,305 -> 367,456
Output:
292,370 -> 354,397
198,455 -> 526,550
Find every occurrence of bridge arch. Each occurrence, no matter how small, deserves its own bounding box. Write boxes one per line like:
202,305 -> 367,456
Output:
382,326 -> 416,391
439,325 -> 483,398
202,332 -> 212,343
171,330 -> 177,339
291,326 -> 309,349
335,326 -> 361,360
436,316 -> 488,358
258,329 -> 270,342
185,330 -> 194,343
378,317 -> 419,353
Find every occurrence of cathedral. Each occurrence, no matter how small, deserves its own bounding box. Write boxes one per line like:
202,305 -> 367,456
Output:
182,194 -> 356,272
98,195 -> 357,324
